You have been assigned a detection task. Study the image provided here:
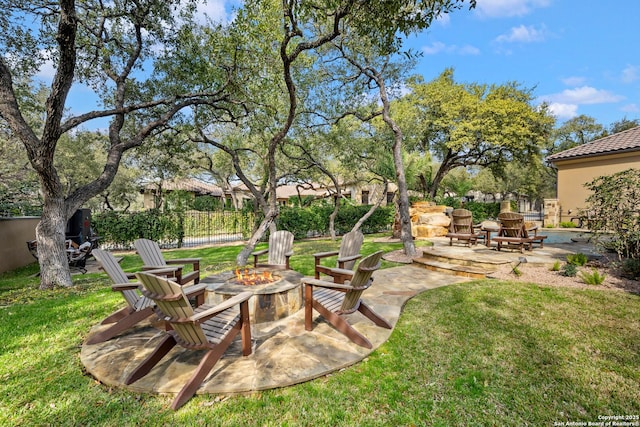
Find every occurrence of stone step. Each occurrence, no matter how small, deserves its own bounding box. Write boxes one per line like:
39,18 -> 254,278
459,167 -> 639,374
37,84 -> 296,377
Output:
417,248 -> 508,270
412,258 -> 494,279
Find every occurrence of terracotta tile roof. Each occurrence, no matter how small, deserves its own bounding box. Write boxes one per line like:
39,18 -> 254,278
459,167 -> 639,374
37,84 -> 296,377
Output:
276,184 -> 326,199
145,178 -> 224,196
547,126 -> 640,162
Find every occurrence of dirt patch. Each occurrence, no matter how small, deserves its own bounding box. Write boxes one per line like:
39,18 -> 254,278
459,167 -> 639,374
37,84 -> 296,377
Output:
383,249 -> 423,264
487,258 -> 640,295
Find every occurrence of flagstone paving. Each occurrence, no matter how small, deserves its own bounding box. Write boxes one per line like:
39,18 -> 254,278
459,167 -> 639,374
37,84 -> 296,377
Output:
81,265 -> 468,394
81,237 -> 594,396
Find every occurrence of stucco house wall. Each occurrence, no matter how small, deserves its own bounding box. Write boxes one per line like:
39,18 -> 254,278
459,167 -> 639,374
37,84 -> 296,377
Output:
0,217 -> 40,273
548,126 -> 640,224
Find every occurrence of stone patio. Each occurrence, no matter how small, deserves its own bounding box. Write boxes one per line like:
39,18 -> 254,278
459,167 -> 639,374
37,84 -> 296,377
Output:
80,237 -> 595,396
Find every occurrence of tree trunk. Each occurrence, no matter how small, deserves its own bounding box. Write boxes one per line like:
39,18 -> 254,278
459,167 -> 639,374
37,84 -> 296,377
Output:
37,198 -> 73,289
392,139 -> 417,257
235,205 -> 279,266
375,74 -> 416,257
351,181 -> 387,233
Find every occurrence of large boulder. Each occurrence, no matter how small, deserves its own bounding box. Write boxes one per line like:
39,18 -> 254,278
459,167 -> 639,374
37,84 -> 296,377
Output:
407,202 -> 451,238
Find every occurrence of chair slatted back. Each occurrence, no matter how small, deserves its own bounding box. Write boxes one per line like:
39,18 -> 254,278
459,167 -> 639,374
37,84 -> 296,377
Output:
136,273 -> 208,346
93,249 -> 141,309
338,231 -> 364,270
451,209 -> 474,234
134,239 -> 167,267
498,212 -> 525,238
268,231 -> 294,266
340,251 -> 383,312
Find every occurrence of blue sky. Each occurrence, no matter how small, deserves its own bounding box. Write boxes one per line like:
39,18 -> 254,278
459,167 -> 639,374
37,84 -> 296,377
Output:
404,0 -> 640,127
45,0 -> 640,130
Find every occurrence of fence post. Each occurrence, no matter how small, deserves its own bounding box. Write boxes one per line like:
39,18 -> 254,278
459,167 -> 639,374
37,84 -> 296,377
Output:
543,199 -> 559,227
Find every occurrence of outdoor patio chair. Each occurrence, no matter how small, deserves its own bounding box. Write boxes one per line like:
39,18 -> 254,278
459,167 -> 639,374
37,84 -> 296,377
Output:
523,221 -> 548,248
251,230 -> 294,269
26,239 -> 94,274
125,272 -> 252,410
445,208 -> 482,247
493,212 -> 533,253
302,250 -> 391,349
313,230 -> 364,284
134,238 -> 200,285
86,249 -> 207,345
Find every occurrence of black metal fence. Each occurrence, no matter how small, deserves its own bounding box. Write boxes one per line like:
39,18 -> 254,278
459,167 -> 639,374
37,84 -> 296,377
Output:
180,211 -> 255,248
519,210 -> 544,222
95,210 -> 255,250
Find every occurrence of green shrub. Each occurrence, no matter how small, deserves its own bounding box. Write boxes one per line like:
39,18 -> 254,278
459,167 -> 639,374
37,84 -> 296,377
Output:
585,168 -> 640,260
579,268 -> 606,285
276,204 -> 395,239
562,263 -> 578,277
621,258 -> 640,280
559,221 -> 577,228
93,209 -> 183,247
566,253 -> 588,266
550,261 -> 561,271
464,201 -> 501,222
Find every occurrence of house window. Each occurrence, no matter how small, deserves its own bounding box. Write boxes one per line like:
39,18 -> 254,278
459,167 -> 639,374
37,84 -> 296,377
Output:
386,192 -> 395,204
361,191 -> 369,205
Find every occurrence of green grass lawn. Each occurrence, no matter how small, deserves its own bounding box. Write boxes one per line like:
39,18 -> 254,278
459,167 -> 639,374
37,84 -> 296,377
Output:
1,235 -> 638,426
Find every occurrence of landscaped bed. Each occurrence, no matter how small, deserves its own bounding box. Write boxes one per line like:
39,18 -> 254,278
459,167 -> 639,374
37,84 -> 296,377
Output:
1,235 -> 638,425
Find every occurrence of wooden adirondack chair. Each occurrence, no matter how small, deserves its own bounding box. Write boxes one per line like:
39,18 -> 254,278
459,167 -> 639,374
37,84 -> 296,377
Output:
445,208 -> 482,246
493,212 -> 533,253
303,251 -> 391,349
134,239 -> 200,285
125,273 -> 252,410
313,230 -> 364,284
251,230 -> 294,269
86,249 -> 207,345
523,222 -> 548,248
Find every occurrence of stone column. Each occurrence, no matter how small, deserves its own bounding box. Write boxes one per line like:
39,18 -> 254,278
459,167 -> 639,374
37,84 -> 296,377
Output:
543,199 -> 559,227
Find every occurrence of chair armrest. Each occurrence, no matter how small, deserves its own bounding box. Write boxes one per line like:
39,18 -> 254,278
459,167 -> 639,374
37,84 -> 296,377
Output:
112,282 -> 141,291
325,267 -> 354,277
183,282 -> 208,296
144,267 -> 180,276
302,277 -> 353,291
336,254 -> 361,264
191,291 -> 253,323
142,265 -> 180,271
251,249 -> 269,256
313,250 -> 339,259
167,258 -> 200,269
168,257 -> 201,263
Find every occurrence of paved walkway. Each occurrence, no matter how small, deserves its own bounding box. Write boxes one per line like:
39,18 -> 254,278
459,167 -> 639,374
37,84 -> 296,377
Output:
81,237 -> 594,396
81,265 -> 468,394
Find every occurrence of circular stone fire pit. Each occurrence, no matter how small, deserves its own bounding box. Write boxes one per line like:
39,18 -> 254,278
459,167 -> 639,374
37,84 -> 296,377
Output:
202,268 -> 303,326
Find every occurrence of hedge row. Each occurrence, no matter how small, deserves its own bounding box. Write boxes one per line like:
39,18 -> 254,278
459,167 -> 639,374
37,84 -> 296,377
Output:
92,205 -> 395,247
276,204 -> 395,239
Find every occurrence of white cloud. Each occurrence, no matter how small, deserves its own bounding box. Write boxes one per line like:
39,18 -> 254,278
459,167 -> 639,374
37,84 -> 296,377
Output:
547,103 -> 578,119
35,51 -> 56,81
184,0 -> 239,25
561,76 -> 586,87
435,13 -> 451,27
475,0 -> 551,18
422,42 -> 480,55
195,0 -> 229,23
621,65 -> 639,84
495,24 -> 547,43
542,86 -> 624,105
621,103 -> 640,113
